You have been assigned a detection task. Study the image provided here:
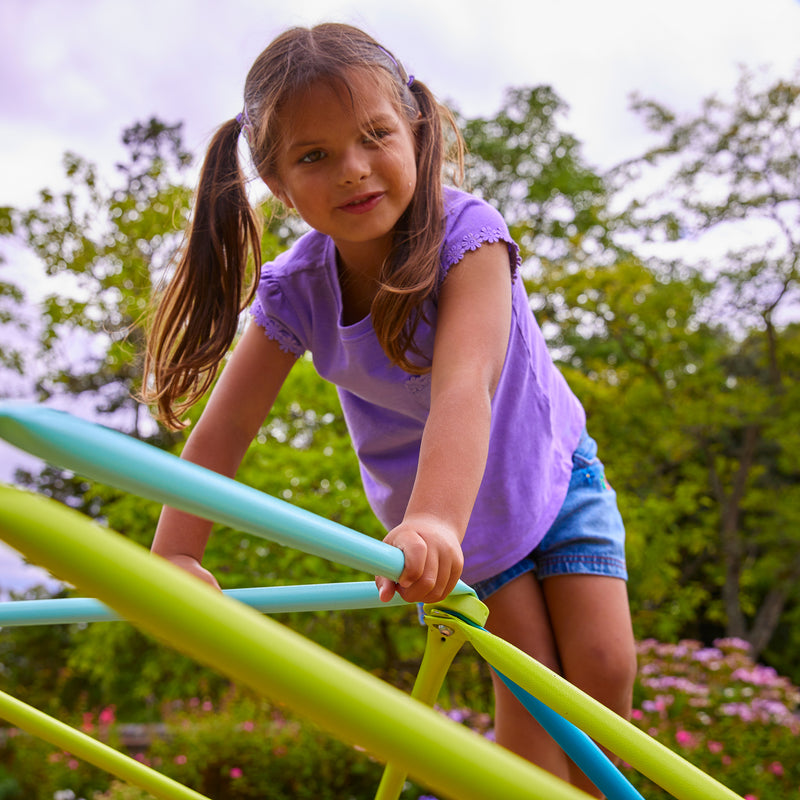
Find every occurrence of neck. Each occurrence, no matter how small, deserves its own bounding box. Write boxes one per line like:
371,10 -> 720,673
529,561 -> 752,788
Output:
336,248 -> 385,326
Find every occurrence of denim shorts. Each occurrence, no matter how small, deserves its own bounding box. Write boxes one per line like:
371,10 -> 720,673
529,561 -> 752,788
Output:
471,429 -> 628,601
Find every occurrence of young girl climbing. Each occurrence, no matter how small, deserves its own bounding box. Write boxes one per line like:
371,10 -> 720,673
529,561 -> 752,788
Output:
144,22 -> 637,796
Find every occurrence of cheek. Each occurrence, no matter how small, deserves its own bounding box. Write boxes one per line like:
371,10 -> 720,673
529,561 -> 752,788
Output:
398,145 -> 418,188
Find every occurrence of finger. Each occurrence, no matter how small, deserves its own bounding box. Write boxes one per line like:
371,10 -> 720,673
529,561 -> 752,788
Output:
400,549 -> 440,603
397,536 -> 428,588
419,554 -> 462,604
375,575 -> 397,603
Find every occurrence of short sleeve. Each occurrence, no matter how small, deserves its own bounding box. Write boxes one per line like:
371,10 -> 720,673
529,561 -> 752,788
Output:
440,191 -> 522,284
249,278 -> 307,358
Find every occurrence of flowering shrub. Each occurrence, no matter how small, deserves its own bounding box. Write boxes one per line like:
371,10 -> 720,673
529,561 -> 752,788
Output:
0,708 -> 115,800
99,689 -> 422,800
2,639 -> 798,799
623,638 -> 800,799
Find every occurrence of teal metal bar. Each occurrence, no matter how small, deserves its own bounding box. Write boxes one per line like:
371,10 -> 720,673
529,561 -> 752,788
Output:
425,607 -> 645,800
0,402 -> 474,596
0,582 -> 410,626
494,669 -> 645,800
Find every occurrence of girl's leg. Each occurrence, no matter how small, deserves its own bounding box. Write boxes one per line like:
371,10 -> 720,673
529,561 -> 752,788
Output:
542,574 -> 638,797
483,571 -> 571,782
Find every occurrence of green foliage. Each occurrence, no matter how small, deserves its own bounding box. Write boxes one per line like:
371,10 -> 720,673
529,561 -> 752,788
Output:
0,765 -> 21,800
0,588 -> 95,718
461,85 -> 612,267
591,67 -> 800,667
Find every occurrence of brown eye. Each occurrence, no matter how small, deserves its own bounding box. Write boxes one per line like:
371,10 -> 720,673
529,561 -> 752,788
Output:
300,149 -> 325,164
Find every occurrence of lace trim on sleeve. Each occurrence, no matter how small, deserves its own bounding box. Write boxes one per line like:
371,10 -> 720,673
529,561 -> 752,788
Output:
249,303 -> 306,358
442,225 -> 522,280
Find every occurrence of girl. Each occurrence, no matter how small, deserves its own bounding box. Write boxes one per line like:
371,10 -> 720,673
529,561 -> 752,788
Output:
144,23 -> 637,796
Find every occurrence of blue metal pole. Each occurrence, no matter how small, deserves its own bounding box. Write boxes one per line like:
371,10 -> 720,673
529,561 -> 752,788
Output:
0,402 -> 474,595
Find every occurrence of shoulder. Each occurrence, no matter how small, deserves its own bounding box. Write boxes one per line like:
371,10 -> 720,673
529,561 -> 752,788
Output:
255,228 -> 336,306
250,229 -> 337,356
263,228 -> 335,282
441,187 -> 521,279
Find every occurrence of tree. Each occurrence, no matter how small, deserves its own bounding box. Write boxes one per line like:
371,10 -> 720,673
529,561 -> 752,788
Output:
1,119 -> 193,438
460,85 -> 614,272
560,67 -> 800,667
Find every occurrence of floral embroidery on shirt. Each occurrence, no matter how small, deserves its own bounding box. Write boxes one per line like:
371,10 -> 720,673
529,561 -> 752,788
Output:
251,303 -> 306,357
443,226 -> 522,279
405,373 -> 431,396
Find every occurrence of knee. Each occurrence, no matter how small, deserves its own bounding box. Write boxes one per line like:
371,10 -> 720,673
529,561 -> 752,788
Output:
566,642 -> 638,706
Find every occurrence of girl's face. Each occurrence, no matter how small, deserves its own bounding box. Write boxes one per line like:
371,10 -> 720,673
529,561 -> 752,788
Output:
266,69 -> 418,273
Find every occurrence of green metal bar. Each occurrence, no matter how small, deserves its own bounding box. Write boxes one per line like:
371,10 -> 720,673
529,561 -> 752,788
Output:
0,690 -> 210,800
0,484 -> 591,800
446,614 -> 744,800
374,597 -> 489,800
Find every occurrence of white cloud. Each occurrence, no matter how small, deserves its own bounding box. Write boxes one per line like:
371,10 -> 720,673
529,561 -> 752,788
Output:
2,0 -> 799,210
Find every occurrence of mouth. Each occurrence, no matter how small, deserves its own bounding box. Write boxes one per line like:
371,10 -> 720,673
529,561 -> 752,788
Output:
338,192 -> 385,214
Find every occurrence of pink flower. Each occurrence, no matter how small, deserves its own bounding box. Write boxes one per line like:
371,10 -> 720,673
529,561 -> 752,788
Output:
743,795 -> 758,800
630,709 -> 643,720
241,720 -> 255,732
174,754 -> 188,765
99,705 -> 116,726
767,761 -> 784,777
675,730 -> 697,748
707,741 -> 724,754
230,767 -> 243,779
68,759 -> 79,770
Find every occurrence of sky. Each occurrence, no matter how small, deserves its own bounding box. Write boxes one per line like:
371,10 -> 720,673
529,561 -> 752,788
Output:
1,0 -> 799,595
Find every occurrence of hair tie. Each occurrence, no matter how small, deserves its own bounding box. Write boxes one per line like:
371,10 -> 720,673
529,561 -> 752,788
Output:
377,45 -> 415,90
236,108 -> 253,145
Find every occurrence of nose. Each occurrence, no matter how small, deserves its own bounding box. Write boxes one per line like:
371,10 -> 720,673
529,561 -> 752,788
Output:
339,145 -> 371,184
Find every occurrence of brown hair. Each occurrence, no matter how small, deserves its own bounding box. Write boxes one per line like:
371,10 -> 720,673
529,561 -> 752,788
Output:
143,23 -> 464,429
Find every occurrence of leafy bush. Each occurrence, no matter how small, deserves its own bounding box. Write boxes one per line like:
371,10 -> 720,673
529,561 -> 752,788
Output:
0,765 -> 21,800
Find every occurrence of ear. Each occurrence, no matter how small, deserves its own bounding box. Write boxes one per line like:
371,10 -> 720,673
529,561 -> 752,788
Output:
265,178 -> 294,209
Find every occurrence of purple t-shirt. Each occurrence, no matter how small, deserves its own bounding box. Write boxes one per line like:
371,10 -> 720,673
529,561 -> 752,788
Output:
250,187 -> 586,584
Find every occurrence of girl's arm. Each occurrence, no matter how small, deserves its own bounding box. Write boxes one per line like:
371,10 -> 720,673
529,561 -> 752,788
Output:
377,242 -> 513,603
150,322 -> 297,588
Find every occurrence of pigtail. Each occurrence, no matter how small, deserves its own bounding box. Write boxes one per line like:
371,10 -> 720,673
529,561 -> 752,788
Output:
372,78 -> 465,373
142,118 -> 261,429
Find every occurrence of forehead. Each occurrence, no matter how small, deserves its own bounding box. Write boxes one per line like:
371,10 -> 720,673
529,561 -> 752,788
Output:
278,69 -> 401,141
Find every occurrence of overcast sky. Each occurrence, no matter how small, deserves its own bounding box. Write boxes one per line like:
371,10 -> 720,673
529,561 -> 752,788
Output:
1,0 -> 799,595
